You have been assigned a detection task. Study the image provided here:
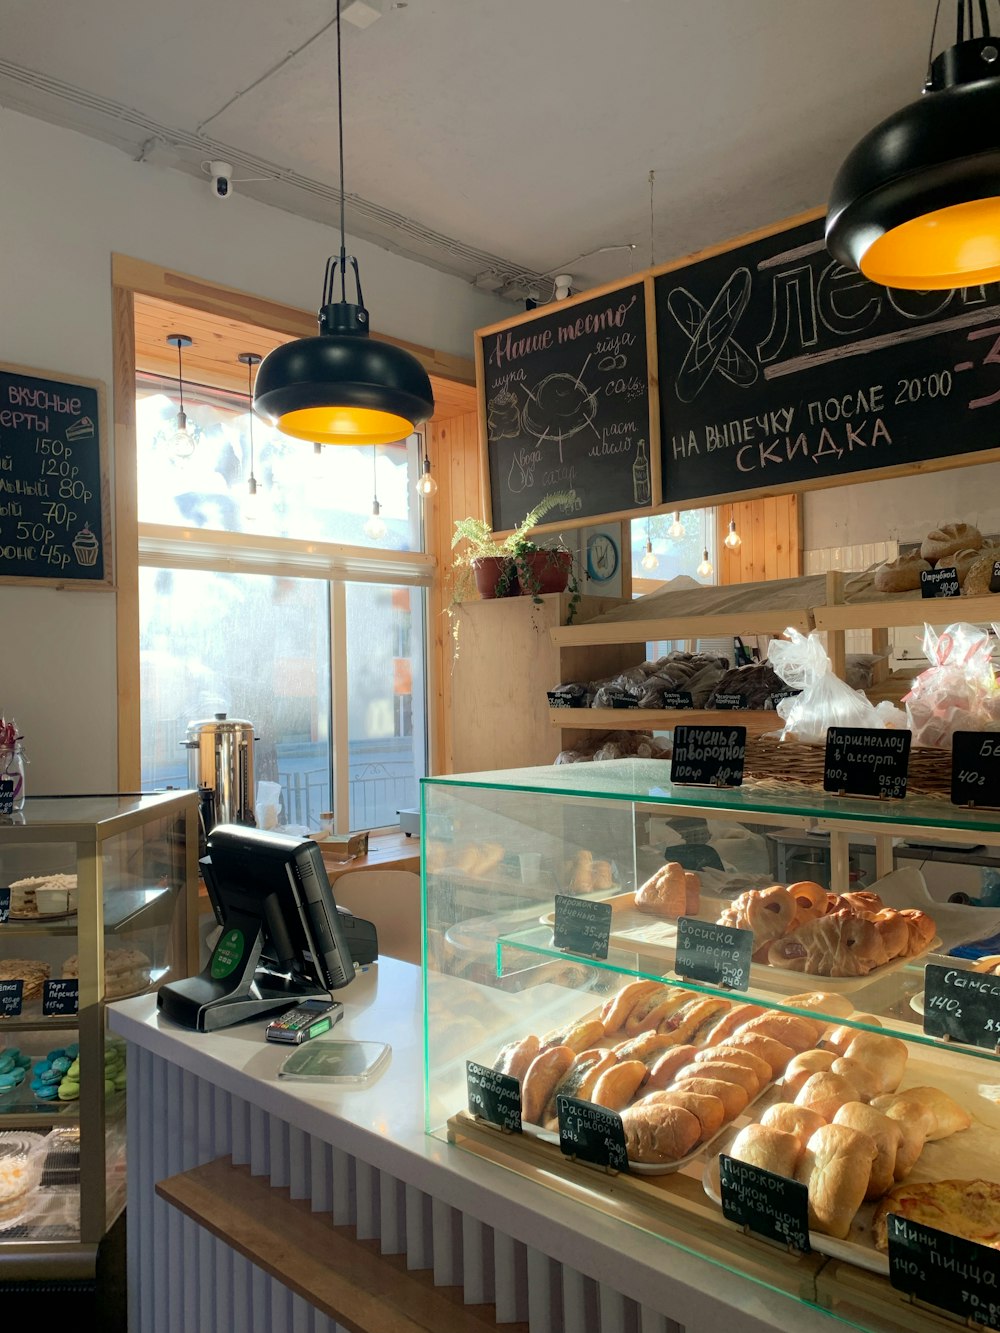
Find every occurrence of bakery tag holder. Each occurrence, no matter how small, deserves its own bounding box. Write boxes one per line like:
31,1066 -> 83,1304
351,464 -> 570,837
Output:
42,979 -> 78,1017
887,1213 -> 1000,1330
719,1155 -> 811,1256
951,732 -> 1000,811
556,1094 -> 628,1174
675,917 -> 753,992
552,894 -> 613,959
923,963 -> 1000,1055
670,725 -> 747,789
0,980 -> 23,1017
920,566 -> 961,599
823,727 -> 911,801
466,1061 -> 522,1134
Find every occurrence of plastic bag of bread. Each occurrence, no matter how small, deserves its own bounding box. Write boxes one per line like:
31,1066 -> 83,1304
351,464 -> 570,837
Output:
903,622 -> 1000,748
767,629 -> 888,744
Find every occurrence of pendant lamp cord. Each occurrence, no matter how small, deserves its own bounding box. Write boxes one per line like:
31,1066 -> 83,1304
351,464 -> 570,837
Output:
175,339 -> 185,417
336,0 -> 347,303
372,444 -> 378,504
247,359 -> 254,478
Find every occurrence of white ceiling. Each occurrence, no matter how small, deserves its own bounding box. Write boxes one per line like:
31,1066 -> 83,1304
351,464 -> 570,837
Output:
0,0 -> 939,297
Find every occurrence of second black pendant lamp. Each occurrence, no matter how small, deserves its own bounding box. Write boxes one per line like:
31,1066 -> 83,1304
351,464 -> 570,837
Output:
253,0 -> 433,445
827,0 -> 1000,290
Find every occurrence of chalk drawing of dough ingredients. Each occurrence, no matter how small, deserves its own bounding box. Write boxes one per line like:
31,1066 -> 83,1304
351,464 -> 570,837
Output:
521,365 -> 598,459
668,267 -> 758,403
487,389 -> 522,440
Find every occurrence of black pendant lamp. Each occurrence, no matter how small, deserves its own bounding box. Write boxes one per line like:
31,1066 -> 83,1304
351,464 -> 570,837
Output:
828,0 -> 1000,290
253,0 -> 433,445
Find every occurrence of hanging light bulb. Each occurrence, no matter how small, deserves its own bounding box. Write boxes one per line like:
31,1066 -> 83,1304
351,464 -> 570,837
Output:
363,444 -> 387,540
641,519 -> 659,571
667,511 -> 685,540
311,441 -> 327,479
724,513 -> 742,550
166,334 -> 195,458
253,0 -> 434,444
238,353 -> 263,522
697,547 -> 714,578
415,450 -> 438,498
828,0 -> 1000,289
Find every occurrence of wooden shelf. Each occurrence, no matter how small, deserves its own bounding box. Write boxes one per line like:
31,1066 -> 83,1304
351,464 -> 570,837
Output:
549,707 -> 780,737
157,1156 -> 527,1333
814,592 -> 1000,632
551,606 -> 813,648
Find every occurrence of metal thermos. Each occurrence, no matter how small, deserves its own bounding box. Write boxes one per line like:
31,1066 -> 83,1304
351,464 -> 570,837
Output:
182,713 -> 257,835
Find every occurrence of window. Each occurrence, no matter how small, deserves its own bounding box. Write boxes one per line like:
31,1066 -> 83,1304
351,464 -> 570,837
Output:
136,377 -> 431,833
630,509 -> 716,587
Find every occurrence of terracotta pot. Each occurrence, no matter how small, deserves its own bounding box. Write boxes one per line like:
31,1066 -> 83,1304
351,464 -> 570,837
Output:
472,556 -> 519,598
518,548 -> 572,595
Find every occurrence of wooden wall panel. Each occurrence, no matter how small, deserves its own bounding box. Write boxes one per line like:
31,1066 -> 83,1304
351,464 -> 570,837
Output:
717,494 -> 802,585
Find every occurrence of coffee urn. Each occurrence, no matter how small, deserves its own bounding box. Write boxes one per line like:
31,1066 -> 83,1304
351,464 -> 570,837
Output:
182,713 -> 257,837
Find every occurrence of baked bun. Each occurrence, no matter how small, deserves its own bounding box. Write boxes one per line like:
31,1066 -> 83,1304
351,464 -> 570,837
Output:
639,1088 -> 725,1138
784,991 -> 854,1021
794,1071 -> 861,1120
963,547 -> 1000,596
601,980 -> 671,1035
782,1049 -> 837,1098
842,1032 -> 908,1095
874,552 -> 930,592
646,1044 -> 698,1090
521,1045 -> 575,1124
797,1123 -> 878,1239
825,1015 -> 882,1054
729,1124 -> 801,1179
672,1075 -> 748,1120
701,1004 -> 764,1046
722,1031 -> 795,1077
689,1059 -> 761,1096
540,1018 -> 606,1054
830,1056 -> 883,1103
868,1095 -> 933,1177
494,1034 -> 540,1082
760,1102 -> 826,1148
541,1049 -> 619,1125
832,1102 -> 903,1200
695,1046 -> 772,1084
921,522 -> 983,564
872,1086 -> 971,1140
619,1101 -> 701,1163
736,1013 -> 822,1053
634,862 -> 687,918
590,1059 -> 648,1112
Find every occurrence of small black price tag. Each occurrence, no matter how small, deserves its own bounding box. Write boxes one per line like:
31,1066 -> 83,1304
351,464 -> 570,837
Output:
556,1095 -> 628,1172
720,1155 -> 811,1253
661,691 -> 693,709
823,727 -> 911,800
676,917 -> 753,991
0,780 -> 13,816
609,693 -> 640,710
712,693 -> 748,710
43,979 -> 78,1016
768,689 -> 798,710
923,963 -> 1000,1050
920,566 -> 961,598
552,894 -> 612,958
989,560 -> 1000,594
0,980 -> 23,1017
670,725 -> 746,788
466,1060 -> 522,1132
0,888 -> 9,924
546,691 -> 584,709
888,1213 -> 1000,1329
951,732 -> 1000,809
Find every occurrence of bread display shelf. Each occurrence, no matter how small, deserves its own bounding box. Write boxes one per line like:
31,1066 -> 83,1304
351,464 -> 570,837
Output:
815,588 -> 1000,633
549,707 -> 780,737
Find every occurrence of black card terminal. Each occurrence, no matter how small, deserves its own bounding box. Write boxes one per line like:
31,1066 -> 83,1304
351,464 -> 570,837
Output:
265,999 -> 344,1044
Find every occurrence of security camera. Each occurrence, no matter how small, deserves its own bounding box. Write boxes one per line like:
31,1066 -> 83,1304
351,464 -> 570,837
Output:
209,161 -> 234,201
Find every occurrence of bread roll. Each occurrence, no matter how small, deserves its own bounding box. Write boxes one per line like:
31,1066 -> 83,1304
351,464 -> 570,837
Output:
868,1095 -> 933,1177
590,1059 -> 648,1112
494,1034 -> 540,1082
722,1031 -> 795,1076
794,1071 -> 861,1120
476,843 -> 505,876
541,1049 -> 619,1127
639,1088 -> 725,1138
660,997 -> 732,1045
614,1030 -> 689,1065
701,1004 -> 764,1046
601,981 -> 668,1035
619,1101 -> 701,1163
963,547 -> 1000,597
921,522 -> 983,564
540,1018 -> 606,1054
646,1044 -> 698,1091
830,1056 -> 883,1103
874,552 -> 930,592
872,1086 -> 971,1140
796,1123 -> 878,1239
842,1032 -> 908,1095
522,1045 -> 575,1124
696,1046 -> 772,1084
782,1049 -> 837,1098
634,861 -> 686,917
825,1016 -> 882,1054
624,987 -> 680,1037
687,1060 -> 760,1096
832,1102 -> 903,1200
784,991 -> 854,1021
729,1124 -> 801,1179
672,1075 -> 748,1120
736,1013 -> 822,1053
760,1102 -> 826,1148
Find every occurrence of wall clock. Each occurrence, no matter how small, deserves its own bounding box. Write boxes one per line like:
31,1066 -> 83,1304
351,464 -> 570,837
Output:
586,531 -> 619,582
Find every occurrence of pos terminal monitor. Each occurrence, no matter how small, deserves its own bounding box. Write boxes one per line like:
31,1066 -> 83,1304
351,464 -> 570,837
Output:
158,825 -> 377,1032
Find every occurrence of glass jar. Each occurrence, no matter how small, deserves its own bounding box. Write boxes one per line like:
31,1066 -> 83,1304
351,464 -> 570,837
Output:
0,743 -> 26,813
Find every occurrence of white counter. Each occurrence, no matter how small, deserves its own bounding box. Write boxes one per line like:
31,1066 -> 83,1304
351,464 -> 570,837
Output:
111,959 -> 853,1333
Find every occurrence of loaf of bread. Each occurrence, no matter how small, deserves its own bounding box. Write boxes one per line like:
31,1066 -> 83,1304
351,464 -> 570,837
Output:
590,1059 -> 648,1112
645,1044 -> 698,1090
634,862 -> 699,918
782,1049 -> 837,1098
874,551 -> 931,592
832,1102 -> 903,1200
735,1013 -> 822,1053
962,547 -> 1000,596
829,1056 -> 883,1103
729,1124 -> 801,1179
638,1088 -> 725,1138
540,1018 -> 606,1054
721,1031 -> 795,1077
759,1102 -> 826,1149
921,522 -> 983,564
793,1071 -> 862,1120
672,1075 -> 748,1120
521,1045 -> 575,1124
796,1123 -> 878,1239
619,1101 -> 701,1163
842,1032 -> 908,1095
695,1045 -> 772,1084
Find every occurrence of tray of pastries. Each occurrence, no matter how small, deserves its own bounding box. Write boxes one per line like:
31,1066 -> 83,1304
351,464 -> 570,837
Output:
702,1006 -> 996,1273
488,980 -> 845,1174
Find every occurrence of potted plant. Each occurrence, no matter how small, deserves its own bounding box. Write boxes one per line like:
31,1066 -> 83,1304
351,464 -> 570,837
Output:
450,491 -> 577,601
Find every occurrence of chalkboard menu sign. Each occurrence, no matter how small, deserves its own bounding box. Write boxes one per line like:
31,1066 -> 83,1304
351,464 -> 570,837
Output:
552,894 -> 612,958
923,963 -> 1000,1050
656,213 -> 1000,506
479,282 -> 653,530
823,727 -> 911,800
0,364 -> 109,586
676,917 -> 752,991
556,1095 -> 628,1172
0,981 -> 22,1018
888,1213 -> 1000,1329
42,979 -> 78,1017
466,1060 -> 522,1132
952,732 -> 1000,808
671,725 -> 746,788
0,889 -> 8,923
720,1155 -> 811,1252
921,566 -> 961,598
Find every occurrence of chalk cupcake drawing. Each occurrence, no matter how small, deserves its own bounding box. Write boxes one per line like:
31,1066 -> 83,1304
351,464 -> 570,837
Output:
667,267 -> 758,403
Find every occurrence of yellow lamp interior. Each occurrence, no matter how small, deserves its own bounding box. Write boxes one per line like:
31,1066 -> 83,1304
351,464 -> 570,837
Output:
274,405 -> 414,446
861,196 -> 1000,289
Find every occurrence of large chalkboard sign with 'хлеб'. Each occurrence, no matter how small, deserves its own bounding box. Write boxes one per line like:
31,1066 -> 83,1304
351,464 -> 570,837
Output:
479,282 -> 653,531
0,364 -> 110,586
656,212 -> 1000,507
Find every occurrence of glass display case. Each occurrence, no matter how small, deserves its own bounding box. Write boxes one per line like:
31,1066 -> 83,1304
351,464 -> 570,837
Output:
422,760 -> 1000,1332
0,792 -> 198,1276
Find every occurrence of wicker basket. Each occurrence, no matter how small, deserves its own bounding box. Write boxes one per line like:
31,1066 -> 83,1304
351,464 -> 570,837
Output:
742,735 -> 952,801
